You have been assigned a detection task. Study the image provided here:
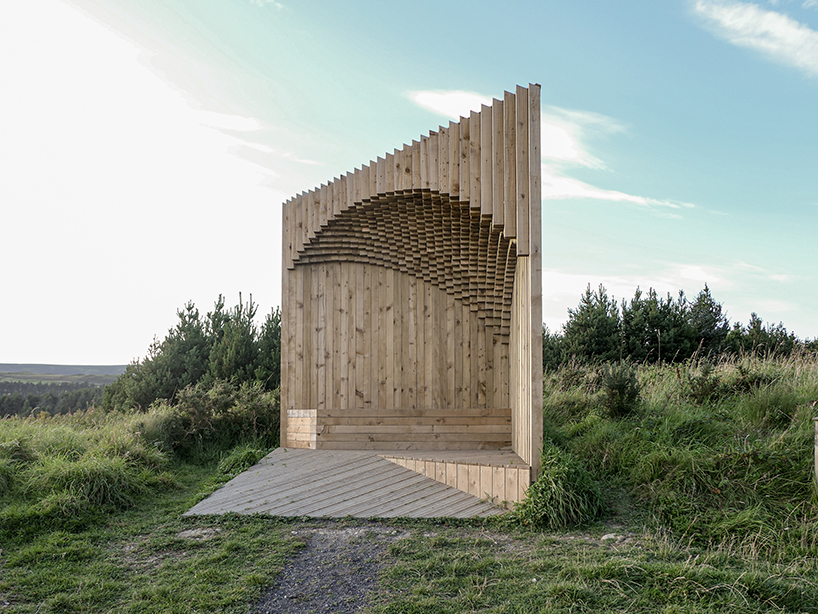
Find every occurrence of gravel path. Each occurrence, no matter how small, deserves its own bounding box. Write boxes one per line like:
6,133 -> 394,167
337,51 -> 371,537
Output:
252,524 -> 410,614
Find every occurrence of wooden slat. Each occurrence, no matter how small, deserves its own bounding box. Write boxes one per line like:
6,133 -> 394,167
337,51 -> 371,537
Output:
420,135 -> 429,189
341,262 -> 352,408
407,274 -> 418,409
480,104 -> 492,217
318,183 -> 328,230
438,125 -> 449,197
363,264 -> 372,408
385,151 -> 395,194
515,85 -> 529,255
459,115 -> 470,203
428,131 -> 439,190
411,139 -> 422,190
503,90 -> 517,239
448,120 -> 459,197
355,262 -> 365,409
491,98 -> 504,226
386,266 -> 396,407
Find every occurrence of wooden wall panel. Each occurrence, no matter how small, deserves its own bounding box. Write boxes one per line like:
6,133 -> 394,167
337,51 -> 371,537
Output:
284,261 -> 512,416
281,84 -> 543,476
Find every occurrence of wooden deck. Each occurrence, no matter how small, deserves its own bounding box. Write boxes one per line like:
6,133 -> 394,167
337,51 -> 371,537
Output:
184,448 -> 506,519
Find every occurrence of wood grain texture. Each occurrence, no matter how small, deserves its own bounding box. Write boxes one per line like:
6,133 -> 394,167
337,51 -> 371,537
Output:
281,85 -> 542,480
185,449 -> 505,518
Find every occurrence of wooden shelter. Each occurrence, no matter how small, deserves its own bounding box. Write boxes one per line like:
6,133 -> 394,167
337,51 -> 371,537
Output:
280,84 -> 543,501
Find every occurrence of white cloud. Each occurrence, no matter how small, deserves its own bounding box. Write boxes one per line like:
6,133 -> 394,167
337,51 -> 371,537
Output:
541,170 -> 695,212
408,90 -> 493,119
536,107 -> 695,212
733,261 -> 794,282
196,110 -> 264,132
804,0 -> 818,9
693,0 -> 818,77
409,90 -> 696,214
251,0 -> 284,8
541,107 -> 624,168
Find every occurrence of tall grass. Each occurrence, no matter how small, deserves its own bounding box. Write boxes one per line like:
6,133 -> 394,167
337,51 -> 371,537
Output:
529,352 -> 818,556
0,381 -> 280,540
0,411 -> 177,537
515,441 -> 604,528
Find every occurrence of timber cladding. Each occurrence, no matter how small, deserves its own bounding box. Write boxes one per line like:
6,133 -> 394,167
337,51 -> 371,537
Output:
281,84 -> 543,480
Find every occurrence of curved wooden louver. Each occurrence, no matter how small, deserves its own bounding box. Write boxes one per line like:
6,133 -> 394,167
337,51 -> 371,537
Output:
295,191 -> 517,330
281,84 -> 543,480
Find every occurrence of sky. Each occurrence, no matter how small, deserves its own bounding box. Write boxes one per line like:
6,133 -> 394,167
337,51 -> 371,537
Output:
1,0 -> 816,365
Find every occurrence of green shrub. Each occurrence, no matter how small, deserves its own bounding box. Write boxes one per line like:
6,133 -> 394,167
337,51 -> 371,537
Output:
683,359 -> 723,404
125,405 -> 177,453
0,458 -> 16,495
0,437 -> 38,462
516,442 -> 604,528
95,430 -> 169,470
567,418 -> 624,476
153,380 -> 279,459
543,387 -> 593,424
217,444 -> 269,477
599,361 -> 640,417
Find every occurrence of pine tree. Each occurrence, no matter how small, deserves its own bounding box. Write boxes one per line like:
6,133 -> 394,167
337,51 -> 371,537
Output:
561,284 -> 621,363
688,285 -> 729,356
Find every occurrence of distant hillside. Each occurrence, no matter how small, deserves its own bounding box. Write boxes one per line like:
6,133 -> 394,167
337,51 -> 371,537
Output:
0,364 -> 126,376
0,364 -> 126,386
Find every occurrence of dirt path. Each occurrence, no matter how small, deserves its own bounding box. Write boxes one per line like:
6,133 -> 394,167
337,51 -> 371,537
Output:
251,524 -> 411,614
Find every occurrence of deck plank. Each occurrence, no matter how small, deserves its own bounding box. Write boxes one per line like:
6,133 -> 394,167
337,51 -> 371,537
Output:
185,448 -> 504,519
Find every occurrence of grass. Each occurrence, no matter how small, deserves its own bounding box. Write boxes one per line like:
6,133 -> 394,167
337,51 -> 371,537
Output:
538,353 -> 818,555
369,521 -> 818,613
0,462 -> 304,613
0,410 -> 301,613
0,354 -> 816,612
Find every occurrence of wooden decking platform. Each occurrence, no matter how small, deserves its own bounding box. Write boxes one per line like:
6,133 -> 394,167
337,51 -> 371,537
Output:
184,448 -> 511,519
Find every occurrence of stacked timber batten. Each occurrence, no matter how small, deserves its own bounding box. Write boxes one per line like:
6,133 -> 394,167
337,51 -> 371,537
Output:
281,84 -> 543,502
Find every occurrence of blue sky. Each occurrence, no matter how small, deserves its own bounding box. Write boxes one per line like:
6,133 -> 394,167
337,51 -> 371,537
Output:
1,0 -> 816,364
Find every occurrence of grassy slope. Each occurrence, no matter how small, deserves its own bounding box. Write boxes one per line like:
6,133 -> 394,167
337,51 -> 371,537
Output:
0,355 -> 816,613
1,463 -> 304,613
540,354 -> 818,550
0,411 -> 300,613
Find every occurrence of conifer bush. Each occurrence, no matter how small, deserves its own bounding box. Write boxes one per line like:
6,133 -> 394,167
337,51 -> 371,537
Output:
600,361 -> 640,417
